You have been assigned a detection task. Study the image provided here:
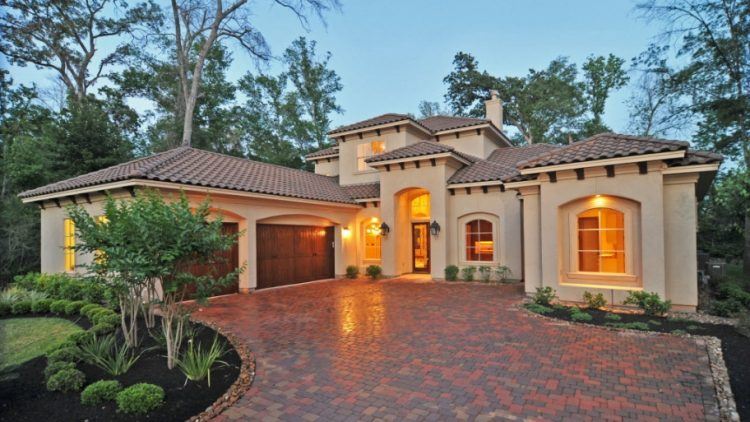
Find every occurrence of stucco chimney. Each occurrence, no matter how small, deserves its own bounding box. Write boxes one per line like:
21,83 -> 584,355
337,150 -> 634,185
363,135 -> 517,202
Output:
484,90 -> 503,130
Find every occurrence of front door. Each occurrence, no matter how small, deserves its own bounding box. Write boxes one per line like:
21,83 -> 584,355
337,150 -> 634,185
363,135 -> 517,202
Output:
412,222 -> 430,273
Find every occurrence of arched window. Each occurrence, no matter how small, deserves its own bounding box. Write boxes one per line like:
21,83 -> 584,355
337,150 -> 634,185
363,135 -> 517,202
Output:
577,208 -> 625,273
364,222 -> 381,260
411,193 -> 430,219
465,219 -> 493,261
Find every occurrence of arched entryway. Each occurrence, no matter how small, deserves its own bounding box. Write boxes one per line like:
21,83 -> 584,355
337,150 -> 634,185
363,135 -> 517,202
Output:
393,188 -> 431,274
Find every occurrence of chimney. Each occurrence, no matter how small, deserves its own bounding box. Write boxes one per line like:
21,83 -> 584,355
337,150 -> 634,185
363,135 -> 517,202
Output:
484,90 -> 503,130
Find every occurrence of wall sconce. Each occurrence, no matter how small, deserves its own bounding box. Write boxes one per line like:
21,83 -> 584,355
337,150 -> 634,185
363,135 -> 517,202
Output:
379,222 -> 390,236
430,220 -> 441,236
342,226 -> 351,238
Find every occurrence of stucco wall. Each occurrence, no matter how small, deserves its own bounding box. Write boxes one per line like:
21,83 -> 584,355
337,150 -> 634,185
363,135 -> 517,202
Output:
313,158 -> 339,176
438,131 -> 502,159
663,174 -> 699,308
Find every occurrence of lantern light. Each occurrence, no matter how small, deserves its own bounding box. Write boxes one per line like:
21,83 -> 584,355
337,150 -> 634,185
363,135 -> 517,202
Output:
379,222 -> 390,236
430,220 -> 441,236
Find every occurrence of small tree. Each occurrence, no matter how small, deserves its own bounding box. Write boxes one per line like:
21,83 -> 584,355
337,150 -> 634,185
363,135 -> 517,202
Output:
69,190 -> 241,368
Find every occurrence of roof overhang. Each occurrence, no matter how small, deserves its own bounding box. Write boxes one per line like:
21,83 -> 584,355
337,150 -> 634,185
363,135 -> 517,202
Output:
305,153 -> 339,162
366,152 -> 472,168
434,123 -> 513,148
22,179 -> 363,209
518,150 -> 686,175
330,119 -> 432,139
447,180 -> 504,189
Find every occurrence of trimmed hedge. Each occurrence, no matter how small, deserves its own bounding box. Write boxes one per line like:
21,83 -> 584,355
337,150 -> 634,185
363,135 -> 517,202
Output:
116,383 -> 165,415
46,346 -> 81,364
46,368 -> 86,392
64,300 -> 89,315
11,300 -> 32,315
81,380 -> 122,406
44,361 -> 76,381
49,299 -> 71,315
31,298 -> 54,313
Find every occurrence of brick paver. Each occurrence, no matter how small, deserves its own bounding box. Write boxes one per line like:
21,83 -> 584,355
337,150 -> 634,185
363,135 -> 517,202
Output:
194,279 -> 718,421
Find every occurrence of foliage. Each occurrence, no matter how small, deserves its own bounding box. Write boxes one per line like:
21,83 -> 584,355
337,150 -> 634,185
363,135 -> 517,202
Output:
478,266 -> 492,282
605,321 -> 650,331
532,287 -> 557,306
176,335 -> 228,386
68,331 -> 94,347
582,291 -> 607,309
10,300 -> 31,314
366,265 -> 383,280
46,368 -> 86,393
13,272 -> 110,304
570,308 -> 593,322
698,172 -> 748,261
0,317 -> 82,371
461,266 -> 477,281
30,298 -> 52,313
444,265 -> 459,281
623,291 -> 672,316
581,54 -> 629,135
417,100 -> 450,118
44,361 -> 76,381
64,300 -> 88,316
116,383 -> 165,415
604,313 -> 622,322
711,299 -> 745,317
0,302 -> 9,317
716,283 -> 750,307
495,265 -> 512,283
79,334 -> 141,376
345,265 -> 359,279
81,380 -> 123,406
524,303 -> 553,315
80,303 -> 101,317
91,322 -> 117,336
46,346 -> 81,364
49,300 -> 71,315
737,311 -> 750,337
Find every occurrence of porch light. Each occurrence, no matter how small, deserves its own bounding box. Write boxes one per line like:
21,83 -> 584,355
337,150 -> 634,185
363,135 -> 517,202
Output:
430,220 -> 441,236
379,222 -> 390,236
342,226 -> 351,238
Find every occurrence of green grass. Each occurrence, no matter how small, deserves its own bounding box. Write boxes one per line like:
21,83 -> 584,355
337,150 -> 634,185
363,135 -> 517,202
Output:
0,317 -> 82,371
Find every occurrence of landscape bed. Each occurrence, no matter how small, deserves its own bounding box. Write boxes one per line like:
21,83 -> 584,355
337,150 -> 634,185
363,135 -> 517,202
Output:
526,304 -> 750,420
0,314 -> 241,422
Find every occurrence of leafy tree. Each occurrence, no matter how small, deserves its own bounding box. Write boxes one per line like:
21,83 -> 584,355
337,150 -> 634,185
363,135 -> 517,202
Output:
698,170 -> 748,260
581,54 -> 629,135
0,0 -> 162,101
166,0 -> 339,146
417,100 -> 450,118
67,190 -> 241,367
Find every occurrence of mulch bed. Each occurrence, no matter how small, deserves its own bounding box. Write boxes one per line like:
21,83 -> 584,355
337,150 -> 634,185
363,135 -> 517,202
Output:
0,314 -> 241,422
541,306 -> 749,421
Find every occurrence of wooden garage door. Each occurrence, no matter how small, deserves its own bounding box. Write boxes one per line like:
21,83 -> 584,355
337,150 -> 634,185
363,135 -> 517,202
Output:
186,222 -> 240,298
257,224 -> 334,289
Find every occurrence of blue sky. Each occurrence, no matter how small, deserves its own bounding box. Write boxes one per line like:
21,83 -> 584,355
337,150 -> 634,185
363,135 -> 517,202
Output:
4,0 -> 660,132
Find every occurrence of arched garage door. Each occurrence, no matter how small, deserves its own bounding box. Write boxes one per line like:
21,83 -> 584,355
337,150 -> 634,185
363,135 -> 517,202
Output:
257,224 -> 335,289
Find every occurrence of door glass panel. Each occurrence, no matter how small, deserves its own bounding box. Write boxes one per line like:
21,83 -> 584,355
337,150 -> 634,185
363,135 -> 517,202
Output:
413,224 -> 429,271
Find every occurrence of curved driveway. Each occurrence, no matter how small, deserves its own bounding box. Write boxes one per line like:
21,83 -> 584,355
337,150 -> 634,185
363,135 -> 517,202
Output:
195,279 -> 719,421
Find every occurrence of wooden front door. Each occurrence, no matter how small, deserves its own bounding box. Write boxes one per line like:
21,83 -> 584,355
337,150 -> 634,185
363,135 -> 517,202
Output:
257,224 -> 335,289
185,222 -> 240,298
412,222 -> 430,273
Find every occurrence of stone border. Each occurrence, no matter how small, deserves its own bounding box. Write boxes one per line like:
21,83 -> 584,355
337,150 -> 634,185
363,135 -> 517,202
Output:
518,303 -> 738,422
187,318 -> 256,422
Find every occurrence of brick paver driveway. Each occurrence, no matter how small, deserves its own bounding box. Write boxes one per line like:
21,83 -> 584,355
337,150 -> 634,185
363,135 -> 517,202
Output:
195,279 -> 719,421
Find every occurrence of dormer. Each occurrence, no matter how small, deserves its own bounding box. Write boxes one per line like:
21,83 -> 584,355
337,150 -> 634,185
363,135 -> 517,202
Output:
306,145 -> 339,176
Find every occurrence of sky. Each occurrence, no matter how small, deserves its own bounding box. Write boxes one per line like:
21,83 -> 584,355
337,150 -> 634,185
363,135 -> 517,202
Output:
4,0 -> 663,133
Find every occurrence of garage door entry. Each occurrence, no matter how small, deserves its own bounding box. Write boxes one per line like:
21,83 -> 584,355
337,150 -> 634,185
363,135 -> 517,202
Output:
257,224 -> 335,289
186,222 -> 240,298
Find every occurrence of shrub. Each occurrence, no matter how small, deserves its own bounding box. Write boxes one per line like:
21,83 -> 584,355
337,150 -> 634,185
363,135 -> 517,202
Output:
176,335 -> 228,386
49,299 -> 71,315
13,272 -> 108,303
80,303 -> 100,317
11,300 -> 32,315
604,313 -> 622,322
671,329 -> 688,335
31,298 -> 54,313
89,308 -> 116,325
582,291 -> 607,309
495,265 -> 512,283
444,265 -> 459,281
716,283 -> 750,307
606,321 -> 650,331
524,303 -> 552,315
44,361 -> 76,381
461,266 -> 476,281
570,311 -> 593,322
345,265 -> 359,279
46,368 -> 86,392
532,287 -> 557,306
46,346 -> 81,364
478,266 -> 492,282
81,380 -> 122,406
365,265 -> 382,280
91,322 -> 116,336
736,311 -> 750,338
79,334 -> 141,376
65,300 -> 89,315
0,286 -> 28,306
116,383 -> 165,415
623,291 -> 671,316
68,331 -> 95,346
711,298 -> 745,317
95,312 -> 120,327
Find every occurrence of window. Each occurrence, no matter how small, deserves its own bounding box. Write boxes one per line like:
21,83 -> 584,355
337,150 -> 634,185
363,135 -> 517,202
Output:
94,215 -> 108,263
64,218 -> 75,271
357,141 -> 385,171
364,223 -> 381,260
410,193 -> 430,219
465,219 -> 493,261
577,208 -> 625,273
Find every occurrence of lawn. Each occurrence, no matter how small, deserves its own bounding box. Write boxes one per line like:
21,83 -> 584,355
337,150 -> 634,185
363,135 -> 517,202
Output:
0,317 -> 82,371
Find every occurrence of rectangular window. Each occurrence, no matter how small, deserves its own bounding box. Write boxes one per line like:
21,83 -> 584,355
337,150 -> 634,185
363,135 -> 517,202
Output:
64,218 -> 75,271
364,223 -> 381,260
357,141 -> 385,171
577,208 -> 625,273
465,219 -> 494,262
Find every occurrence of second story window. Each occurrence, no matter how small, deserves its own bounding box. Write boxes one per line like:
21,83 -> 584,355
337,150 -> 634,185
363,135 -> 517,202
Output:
357,141 -> 385,171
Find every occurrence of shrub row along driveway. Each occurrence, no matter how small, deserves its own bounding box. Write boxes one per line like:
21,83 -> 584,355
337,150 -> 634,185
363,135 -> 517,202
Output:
195,279 -> 719,421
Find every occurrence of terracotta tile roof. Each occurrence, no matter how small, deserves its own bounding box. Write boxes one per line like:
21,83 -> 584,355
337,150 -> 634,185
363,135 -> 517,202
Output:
305,146 -> 338,160
341,182 -> 380,200
19,147 -> 359,204
417,115 -> 491,132
364,141 -> 480,164
670,150 -> 723,166
516,133 -> 689,170
448,144 -> 559,184
329,113 -> 421,135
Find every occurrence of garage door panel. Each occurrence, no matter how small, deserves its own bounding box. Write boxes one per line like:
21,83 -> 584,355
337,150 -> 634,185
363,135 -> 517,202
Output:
257,224 -> 334,289
186,222 -> 240,298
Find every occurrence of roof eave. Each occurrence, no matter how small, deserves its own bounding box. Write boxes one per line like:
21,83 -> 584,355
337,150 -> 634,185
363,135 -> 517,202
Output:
366,151 -> 471,168
518,150 -> 687,175
329,119 -> 432,139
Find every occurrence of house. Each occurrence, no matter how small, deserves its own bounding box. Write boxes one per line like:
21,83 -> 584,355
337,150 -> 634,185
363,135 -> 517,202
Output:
19,92 -> 722,310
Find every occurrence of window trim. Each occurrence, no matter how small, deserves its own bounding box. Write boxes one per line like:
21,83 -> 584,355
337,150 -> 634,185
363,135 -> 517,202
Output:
356,140 -> 385,172
458,213 -> 500,265
362,221 -> 382,262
